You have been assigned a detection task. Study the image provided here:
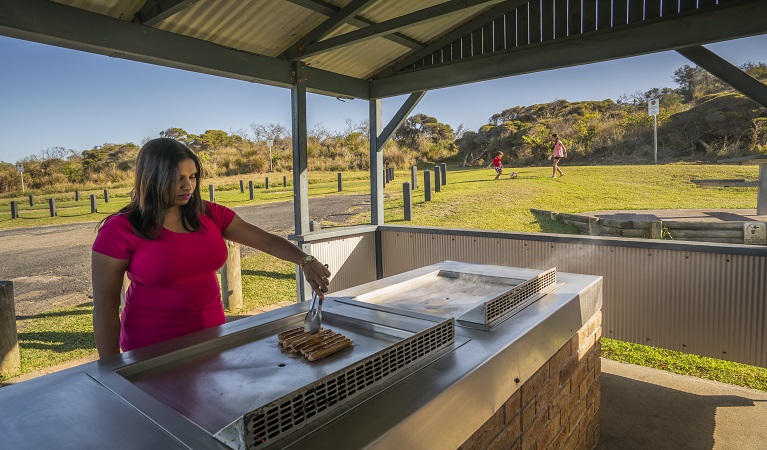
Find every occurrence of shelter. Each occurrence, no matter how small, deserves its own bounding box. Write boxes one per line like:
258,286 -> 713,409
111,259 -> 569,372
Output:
2,4 -> 767,448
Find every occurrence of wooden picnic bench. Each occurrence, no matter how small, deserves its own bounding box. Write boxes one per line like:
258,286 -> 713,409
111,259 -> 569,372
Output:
716,155 -> 767,215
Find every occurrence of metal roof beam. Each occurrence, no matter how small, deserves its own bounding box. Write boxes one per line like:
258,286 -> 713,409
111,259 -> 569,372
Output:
371,0 -> 767,97
289,0 -> 506,61
0,0 -> 370,99
377,91 -> 426,151
677,45 -> 767,109
300,0 -> 376,44
134,0 -> 202,27
378,1 -> 528,77
284,0 -> 424,51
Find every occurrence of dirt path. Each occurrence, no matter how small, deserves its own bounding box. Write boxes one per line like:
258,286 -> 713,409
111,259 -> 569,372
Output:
0,194 -> 369,317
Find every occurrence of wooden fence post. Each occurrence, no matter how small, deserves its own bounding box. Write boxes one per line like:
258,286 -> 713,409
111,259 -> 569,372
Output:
424,170 -> 432,201
411,166 -> 418,189
103,189 -> 110,203
440,163 -> 447,184
0,281 -> 20,376
403,182 -> 412,221
221,241 -> 243,311
434,166 -> 441,192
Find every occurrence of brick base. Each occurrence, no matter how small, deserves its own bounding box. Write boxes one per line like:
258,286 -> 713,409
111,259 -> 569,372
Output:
459,311 -> 602,450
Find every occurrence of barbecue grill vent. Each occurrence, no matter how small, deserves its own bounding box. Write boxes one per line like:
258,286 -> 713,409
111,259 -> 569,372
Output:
214,319 -> 455,449
484,268 -> 557,324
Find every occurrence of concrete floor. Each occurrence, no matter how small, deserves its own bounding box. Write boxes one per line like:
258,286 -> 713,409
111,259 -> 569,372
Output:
598,358 -> 767,450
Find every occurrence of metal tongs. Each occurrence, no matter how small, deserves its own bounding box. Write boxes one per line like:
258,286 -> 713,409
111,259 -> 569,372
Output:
303,291 -> 323,334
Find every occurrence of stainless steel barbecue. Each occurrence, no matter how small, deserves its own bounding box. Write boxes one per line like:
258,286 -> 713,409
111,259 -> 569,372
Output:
1,261 -> 602,450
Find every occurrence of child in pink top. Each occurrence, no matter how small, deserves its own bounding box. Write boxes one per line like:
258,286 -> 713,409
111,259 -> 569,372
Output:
547,134 -> 567,178
91,138 -> 331,358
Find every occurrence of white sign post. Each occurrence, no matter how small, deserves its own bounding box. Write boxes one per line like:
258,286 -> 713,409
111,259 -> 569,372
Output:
16,164 -> 24,193
648,98 -> 660,164
266,139 -> 274,172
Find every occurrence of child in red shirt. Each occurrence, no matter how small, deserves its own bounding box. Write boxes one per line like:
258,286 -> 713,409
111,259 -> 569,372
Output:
488,151 -> 503,180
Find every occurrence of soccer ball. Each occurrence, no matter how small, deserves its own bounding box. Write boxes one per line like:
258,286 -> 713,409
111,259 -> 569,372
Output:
510,172 -> 518,179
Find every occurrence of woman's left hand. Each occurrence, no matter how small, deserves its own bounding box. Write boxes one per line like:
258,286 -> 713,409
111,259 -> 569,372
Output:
303,259 -> 332,296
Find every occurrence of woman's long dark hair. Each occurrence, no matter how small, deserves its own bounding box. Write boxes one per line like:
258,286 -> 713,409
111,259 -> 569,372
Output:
98,138 -> 207,239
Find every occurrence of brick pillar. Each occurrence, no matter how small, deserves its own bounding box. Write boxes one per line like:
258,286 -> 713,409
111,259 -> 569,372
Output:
460,311 -> 602,450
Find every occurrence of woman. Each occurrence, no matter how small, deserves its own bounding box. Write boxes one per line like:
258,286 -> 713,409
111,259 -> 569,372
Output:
547,133 -> 567,178
91,138 -> 330,358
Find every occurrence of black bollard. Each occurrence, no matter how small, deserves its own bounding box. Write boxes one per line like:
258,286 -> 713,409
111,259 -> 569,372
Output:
403,182 -> 412,221
424,170 -> 432,201
48,198 -> 57,217
434,166 -> 441,192
411,166 -> 418,190
337,172 -> 343,192
209,184 -> 215,202
440,163 -> 447,185
90,194 -> 97,213
75,190 -> 80,202
265,177 -> 269,189
104,189 -> 110,203
10,201 -> 18,219
283,175 -> 287,187
239,180 -> 244,193
249,180 -> 254,200
29,194 -> 34,206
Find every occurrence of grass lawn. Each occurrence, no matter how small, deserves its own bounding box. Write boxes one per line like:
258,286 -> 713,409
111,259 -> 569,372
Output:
3,163 -> 766,390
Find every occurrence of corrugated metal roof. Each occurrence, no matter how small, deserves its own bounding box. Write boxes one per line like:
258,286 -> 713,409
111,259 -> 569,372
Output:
154,0 -> 325,57
24,0 -> 766,97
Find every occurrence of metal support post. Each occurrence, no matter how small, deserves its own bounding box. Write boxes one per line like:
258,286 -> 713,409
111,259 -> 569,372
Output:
370,98 -> 384,225
292,62 -> 311,301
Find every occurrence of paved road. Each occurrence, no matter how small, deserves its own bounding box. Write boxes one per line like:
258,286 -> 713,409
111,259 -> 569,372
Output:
0,194 -> 369,317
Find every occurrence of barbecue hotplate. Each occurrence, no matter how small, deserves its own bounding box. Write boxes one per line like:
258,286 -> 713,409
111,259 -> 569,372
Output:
336,267 -> 558,330
88,306 -> 458,450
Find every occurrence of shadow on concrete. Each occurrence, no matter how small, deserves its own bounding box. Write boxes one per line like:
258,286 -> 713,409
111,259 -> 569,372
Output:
598,372 -> 755,450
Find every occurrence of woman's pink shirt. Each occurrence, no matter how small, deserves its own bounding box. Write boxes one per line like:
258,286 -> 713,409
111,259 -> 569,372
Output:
92,201 -> 235,351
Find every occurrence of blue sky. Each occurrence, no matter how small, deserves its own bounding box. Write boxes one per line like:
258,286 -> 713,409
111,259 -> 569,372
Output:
1,33 -> 766,164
